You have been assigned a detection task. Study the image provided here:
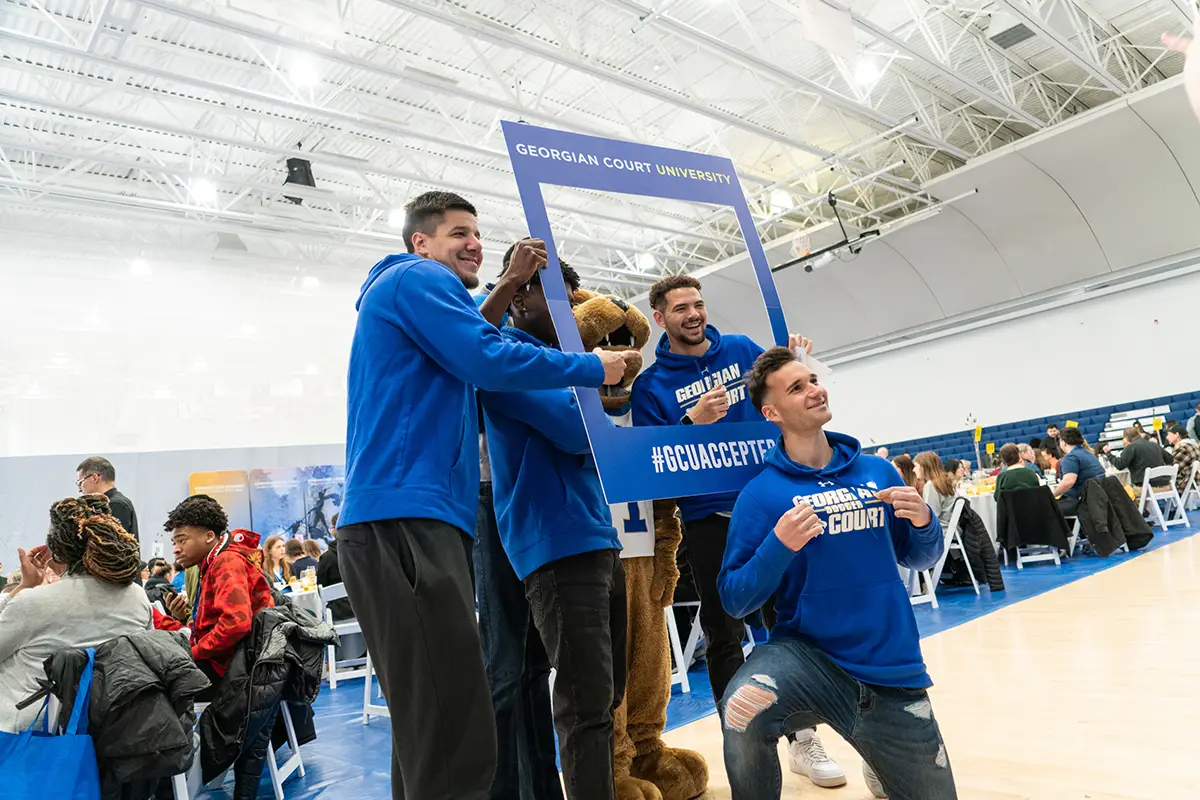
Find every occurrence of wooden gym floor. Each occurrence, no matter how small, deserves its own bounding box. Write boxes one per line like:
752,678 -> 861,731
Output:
663,533 -> 1200,799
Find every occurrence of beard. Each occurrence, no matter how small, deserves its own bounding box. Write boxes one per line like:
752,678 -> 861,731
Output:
673,323 -> 706,345
461,273 -> 480,290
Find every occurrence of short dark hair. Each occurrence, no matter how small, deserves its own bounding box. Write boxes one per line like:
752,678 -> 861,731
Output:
164,494 -> 229,535
401,191 -> 477,254
648,274 -> 702,311
1167,424 -> 1187,438
943,458 -> 961,474
149,558 -> 171,578
285,539 -> 305,558
1060,427 -> 1086,447
76,456 -> 116,483
501,243 -> 581,293
748,346 -> 799,413
999,443 -> 1020,467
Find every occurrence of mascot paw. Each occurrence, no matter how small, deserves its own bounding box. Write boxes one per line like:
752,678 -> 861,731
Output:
632,747 -> 709,800
616,775 -> 664,800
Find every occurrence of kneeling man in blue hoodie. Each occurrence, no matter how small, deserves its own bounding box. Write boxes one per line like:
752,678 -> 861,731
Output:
718,347 -> 957,800
479,261 -> 626,800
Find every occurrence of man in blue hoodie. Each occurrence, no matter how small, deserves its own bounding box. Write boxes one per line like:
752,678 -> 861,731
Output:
718,347 -> 955,800
338,191 -> 633,800
630,274 -> 842,787
479,259 -> 626,800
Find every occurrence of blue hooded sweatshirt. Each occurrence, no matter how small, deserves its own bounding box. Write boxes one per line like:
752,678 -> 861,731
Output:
341,254 -> 605,534
719,432 -> 944,688
630,325 -> 764,521
480,327 -> 621,579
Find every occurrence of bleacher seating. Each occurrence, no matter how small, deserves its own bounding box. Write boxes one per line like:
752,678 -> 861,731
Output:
880,390 -> 1200,467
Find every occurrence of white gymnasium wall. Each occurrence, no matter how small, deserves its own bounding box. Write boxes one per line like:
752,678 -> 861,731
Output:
0,252 -> 362,458
819,269 -> 1200,447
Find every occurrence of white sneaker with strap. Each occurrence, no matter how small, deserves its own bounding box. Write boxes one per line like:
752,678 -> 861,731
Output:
787,730 -> 847,788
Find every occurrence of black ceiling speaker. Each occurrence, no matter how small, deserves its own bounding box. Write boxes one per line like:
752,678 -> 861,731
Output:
284,157 -> 316,205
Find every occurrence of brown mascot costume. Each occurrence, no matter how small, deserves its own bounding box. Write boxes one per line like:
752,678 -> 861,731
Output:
572,289 -> 709,800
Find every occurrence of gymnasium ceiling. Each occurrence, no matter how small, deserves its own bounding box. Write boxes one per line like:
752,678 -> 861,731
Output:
0,0 -> 1195,322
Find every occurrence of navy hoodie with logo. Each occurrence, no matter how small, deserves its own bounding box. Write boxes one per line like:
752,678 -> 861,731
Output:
341,254 -> 605,535
630,325 -> 764,521
480,327 -> 621,580
719,432 -> 944,688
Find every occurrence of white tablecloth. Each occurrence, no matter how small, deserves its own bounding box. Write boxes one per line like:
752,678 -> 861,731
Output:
286,588 -> 323,619
960,492 -> 998,547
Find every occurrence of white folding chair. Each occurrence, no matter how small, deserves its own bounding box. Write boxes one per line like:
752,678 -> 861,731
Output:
907,499 -> 973,608
1180,462 -> 1200,510
362,651 -> 391,724
664,606 -> 690,694
318,583 -> 367,689
674,600 -> 704,680
1065,516 -> 1082,556
174,700 -> 304,800
1139,465 -> 1190,531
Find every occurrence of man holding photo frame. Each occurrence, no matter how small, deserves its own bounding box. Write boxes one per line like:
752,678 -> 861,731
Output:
631,275 -> 845,789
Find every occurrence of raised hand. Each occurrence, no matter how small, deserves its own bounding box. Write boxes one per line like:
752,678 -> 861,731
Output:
596,348 -> 629,385
876,486 -> 933,528
773,502 -> 825,552
164,590 -> 191,622
788,333 -> 814,357
505,238 -> 548,286
687,384 -> 729,425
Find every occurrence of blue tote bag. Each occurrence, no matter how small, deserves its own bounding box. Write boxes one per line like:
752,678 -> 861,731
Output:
0,647 -> 101,799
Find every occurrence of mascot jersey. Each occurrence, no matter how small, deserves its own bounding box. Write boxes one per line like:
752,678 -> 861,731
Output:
480,327 -> 622,580
341,254 -> 604,535
630,325 -> 764,522
718,433 -> 944,689
609,411 -> 655,559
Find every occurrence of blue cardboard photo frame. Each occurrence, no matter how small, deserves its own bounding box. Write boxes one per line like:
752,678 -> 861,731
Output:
503,121 -> 791,504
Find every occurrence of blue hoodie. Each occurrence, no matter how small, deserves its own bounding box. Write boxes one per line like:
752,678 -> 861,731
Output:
719,432 -> 944,688
342,254 -> 605,534
480,327 -> 621,579
630,325 -> 764,521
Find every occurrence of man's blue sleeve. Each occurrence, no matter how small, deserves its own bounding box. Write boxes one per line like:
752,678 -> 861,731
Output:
481,388 -> 609,455
718,491 -> 795,619
391,264 -> 602,391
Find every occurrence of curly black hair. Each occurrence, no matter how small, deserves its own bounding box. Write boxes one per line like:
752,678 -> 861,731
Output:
47,494 -> 140,585
164,494 -> 229,535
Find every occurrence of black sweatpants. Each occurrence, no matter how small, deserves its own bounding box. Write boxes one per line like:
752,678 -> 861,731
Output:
525,548 -> 627,800
338,517 -> 496,800
681,513 -> 748,704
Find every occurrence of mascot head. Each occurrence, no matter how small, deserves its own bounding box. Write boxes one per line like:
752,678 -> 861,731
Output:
571,289 -> 651,415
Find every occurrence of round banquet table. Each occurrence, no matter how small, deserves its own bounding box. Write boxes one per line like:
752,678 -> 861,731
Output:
960,491 -> 998,548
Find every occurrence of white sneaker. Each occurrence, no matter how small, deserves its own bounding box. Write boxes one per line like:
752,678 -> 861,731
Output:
787,732 -> 847,788
862,761 -> 887,798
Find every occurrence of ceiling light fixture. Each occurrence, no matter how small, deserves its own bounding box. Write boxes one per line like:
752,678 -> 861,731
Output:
387,208 -> 404,228
636,253 -> 656,272
289,53 -> 321,88
853,58 -> 881,87
769,189 -> 793,215
190,178 -> 217,205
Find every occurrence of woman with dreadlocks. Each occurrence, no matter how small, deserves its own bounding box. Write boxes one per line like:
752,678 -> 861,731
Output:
0,494 -> 150,732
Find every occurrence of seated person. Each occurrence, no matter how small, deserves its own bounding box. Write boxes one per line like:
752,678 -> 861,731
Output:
479,259 -> 631,800
1165,425 -> 1200,495
1052,428 -> 1105,516
891,454 -> 917,488
302,539 -> 323,560
1104,427 -> 1169,487
1018,443 -> 1040,471
718,348 -> 953,800
995,444 -> 1042,497
914,451 -> 957,527
316,513 -> 353,621
143,557 -> 177,605
155,494 -> 276,797
0,495 -> 149,733
284,539 -> 319,579
1041,445 -> 1060,474
262,535 -> 290,586
170,561 -> 187,592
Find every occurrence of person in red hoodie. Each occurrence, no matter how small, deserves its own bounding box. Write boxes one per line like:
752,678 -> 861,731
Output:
155,494 -> 275,799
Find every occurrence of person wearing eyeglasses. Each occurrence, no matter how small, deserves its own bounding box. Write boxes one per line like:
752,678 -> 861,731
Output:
75,456 -> 139,542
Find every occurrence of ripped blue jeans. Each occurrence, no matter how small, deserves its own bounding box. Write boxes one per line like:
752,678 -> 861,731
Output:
721,634 -> 956,800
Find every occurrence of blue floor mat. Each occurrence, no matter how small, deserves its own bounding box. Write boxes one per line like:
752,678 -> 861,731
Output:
207,511 -> 1200,797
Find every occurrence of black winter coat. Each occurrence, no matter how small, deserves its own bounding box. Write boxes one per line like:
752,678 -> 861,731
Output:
1079,476 -> 1154,556
199,599 -> 338,782
996,485 -> 1072,553
42,629 -> 209,800
956,501 -> 1005,592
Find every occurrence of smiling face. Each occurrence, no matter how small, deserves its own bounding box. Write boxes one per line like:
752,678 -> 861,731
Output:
411,209 -> 483,289
653,287 -> 707,349
759,359 -> 831,433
